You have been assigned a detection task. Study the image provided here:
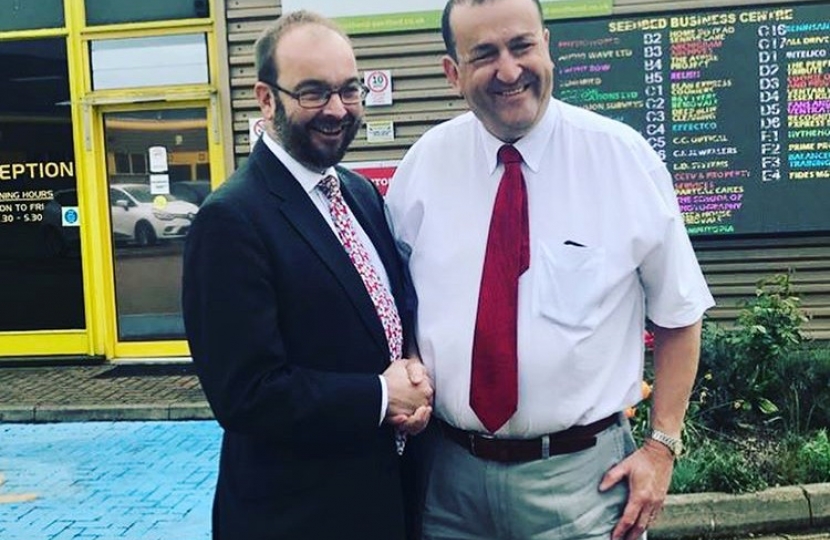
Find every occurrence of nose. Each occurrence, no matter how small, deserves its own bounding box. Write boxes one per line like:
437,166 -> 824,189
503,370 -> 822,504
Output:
495,50 -> 523,84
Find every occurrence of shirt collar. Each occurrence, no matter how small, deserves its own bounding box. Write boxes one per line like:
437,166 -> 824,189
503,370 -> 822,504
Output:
260,131 -> 338,194
477,100 -> 558,175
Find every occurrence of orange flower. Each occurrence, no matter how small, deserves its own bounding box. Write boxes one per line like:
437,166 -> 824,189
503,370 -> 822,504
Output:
641,381 -> 653,400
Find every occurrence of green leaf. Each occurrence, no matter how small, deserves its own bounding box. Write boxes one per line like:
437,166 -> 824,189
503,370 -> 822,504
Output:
758,397 -> 779,414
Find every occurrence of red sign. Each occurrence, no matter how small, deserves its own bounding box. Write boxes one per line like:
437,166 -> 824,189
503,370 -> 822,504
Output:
347,161 -> 399,196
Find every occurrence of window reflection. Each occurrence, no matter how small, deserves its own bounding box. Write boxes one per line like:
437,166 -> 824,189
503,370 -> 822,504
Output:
0,0 -> 64,32
91,34 -> 209,90
104,108 -> 211,341
85,0 -> 209,26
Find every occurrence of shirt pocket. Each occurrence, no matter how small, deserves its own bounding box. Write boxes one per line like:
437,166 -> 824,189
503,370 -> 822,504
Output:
534,243 -> 606,330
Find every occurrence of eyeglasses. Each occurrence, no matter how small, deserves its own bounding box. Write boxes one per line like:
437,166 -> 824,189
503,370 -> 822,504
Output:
262,80 -> 369,109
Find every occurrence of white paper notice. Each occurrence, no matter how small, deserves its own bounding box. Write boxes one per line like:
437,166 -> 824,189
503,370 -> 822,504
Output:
148,146 -> 169,173
150,174 -> 170,195
366,121 -> 395,143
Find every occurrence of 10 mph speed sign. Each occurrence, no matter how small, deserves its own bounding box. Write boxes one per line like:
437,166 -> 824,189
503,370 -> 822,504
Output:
364,69 -> 393,106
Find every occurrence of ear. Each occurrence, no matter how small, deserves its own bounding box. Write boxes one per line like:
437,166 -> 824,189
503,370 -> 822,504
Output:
442,55 -> 462,95
254,82 -> 276,120
542,28 -> 554,69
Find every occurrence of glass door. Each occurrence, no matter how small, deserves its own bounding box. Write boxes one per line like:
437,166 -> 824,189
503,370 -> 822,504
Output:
100,106 -> 214,354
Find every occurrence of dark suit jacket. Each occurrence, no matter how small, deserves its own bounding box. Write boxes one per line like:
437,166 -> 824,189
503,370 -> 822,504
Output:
182,141 -> 414,540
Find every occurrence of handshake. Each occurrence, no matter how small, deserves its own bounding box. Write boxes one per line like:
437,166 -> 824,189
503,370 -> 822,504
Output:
382,359 -> 434,435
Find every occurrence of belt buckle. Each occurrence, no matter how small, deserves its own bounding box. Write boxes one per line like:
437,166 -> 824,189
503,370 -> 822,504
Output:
468,431 -> 495,457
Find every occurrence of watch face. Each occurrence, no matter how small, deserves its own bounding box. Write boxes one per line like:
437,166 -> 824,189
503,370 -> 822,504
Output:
650,430 -> 682,457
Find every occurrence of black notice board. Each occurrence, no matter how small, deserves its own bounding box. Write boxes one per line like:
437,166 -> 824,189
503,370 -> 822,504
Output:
548,2 -> 830,237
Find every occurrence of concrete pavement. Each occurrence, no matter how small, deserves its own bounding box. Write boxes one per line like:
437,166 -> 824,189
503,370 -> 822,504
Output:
0,362 -> 828,539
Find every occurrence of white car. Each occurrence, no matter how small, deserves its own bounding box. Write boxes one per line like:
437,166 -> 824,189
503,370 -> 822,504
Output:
109,184 -> 198,246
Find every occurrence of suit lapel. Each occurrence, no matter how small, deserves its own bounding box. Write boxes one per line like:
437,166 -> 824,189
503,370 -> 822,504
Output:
249,145 -> 389,356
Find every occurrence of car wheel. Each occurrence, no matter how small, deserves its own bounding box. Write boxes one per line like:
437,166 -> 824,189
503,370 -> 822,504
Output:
135,221 -> 157,247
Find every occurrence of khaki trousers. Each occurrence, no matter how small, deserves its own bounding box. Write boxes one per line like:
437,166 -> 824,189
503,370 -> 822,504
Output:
420,419 -> 636,540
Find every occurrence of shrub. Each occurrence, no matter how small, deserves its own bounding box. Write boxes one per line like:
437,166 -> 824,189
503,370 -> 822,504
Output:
692,273 -> 812,435
775,345 -> 830,434
670,437 -> 768,494
634,273 -> 830,494
774,429 -> 830,485
797,429 -> 830,483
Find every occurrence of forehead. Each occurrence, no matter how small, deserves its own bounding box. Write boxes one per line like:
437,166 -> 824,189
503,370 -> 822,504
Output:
275,23 -> 358,84
451,0 -> 543,52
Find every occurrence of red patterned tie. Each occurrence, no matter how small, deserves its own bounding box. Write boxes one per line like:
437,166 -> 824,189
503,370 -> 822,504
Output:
469,145 -> 529,433
318,175 -> 403,361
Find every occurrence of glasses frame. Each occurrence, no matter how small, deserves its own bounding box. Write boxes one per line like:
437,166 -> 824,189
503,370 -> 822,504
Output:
261,80 -> 370,109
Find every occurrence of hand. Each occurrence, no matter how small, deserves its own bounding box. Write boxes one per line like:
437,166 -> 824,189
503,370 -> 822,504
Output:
390,359 -> 433,434
383,359 -> 434,433
599,440 -> 675,540
391,404 -> 432,435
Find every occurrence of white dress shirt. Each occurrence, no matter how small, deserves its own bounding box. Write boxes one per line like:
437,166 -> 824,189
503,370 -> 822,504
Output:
260,133 -> 392,424
386,99 -> 715,437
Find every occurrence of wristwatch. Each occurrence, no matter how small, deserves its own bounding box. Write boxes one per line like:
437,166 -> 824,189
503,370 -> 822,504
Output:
648,429 -> 684,458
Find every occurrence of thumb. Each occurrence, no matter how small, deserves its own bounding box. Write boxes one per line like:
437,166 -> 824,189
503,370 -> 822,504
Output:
598,461 -> 627,492
405,360 -> 425,385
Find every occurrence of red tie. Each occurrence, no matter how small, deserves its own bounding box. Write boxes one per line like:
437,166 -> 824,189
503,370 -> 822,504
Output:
469,145 -> 530,433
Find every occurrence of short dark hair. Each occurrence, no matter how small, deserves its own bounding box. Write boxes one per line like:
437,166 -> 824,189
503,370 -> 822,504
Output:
254,10 -> 349,85
441,0 -> 545,61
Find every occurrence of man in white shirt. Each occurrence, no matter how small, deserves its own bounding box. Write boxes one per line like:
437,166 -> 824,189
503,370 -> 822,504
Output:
385,0 -> 715,539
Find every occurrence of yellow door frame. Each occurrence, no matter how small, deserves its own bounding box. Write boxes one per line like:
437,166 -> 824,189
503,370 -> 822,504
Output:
0,0 -> 226,360
73,0 -> 225,360
0,12 -> 85,357
84,95 -> 225,360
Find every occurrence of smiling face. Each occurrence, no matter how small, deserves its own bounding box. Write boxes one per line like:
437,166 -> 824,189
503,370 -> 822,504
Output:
443,0 -> 553,142
254,23 -> 363,170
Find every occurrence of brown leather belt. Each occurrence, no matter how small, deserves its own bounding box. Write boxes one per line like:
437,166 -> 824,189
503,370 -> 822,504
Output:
439,413 -> 620,463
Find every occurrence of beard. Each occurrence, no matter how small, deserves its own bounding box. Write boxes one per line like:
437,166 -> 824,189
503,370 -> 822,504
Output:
272,100 -> 362,170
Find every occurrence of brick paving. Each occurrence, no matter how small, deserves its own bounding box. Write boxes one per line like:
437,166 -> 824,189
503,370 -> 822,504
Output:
0,421 -> 220,540
0,364 -> 211,423
0,362 -> 218,539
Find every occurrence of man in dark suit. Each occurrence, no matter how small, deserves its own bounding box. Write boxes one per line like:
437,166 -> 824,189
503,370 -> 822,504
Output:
182,10 -> 432,540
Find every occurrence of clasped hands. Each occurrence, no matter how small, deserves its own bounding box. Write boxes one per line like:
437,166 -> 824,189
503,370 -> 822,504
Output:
383,358 -> 433,435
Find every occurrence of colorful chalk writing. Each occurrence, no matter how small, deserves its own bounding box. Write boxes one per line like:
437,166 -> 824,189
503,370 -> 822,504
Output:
549,2 -> 830,236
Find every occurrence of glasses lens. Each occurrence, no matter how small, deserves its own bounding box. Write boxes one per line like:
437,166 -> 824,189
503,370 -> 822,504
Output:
339,85 -> 364,104
297,89 -> 328,108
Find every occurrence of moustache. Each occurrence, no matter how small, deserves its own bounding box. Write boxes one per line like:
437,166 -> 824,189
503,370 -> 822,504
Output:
309,114 -> 357,133
488,73 -> 537,93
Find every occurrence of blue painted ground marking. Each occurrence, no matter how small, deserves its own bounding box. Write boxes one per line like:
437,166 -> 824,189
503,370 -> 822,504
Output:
0,421 -> 221,540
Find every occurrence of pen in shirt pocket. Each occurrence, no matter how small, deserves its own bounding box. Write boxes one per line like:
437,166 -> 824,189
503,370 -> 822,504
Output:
564,240 -> 586,247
